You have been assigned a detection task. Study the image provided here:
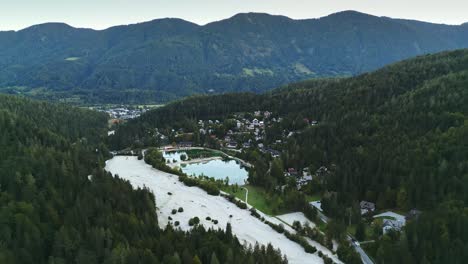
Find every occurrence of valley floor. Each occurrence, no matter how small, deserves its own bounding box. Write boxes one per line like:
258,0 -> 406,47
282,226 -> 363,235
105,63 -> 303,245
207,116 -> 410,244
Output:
105,156 -> 341,264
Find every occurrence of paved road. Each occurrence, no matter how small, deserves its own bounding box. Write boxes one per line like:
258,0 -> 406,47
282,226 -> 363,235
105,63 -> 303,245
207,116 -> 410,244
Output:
348,236 -> 374,264
317,211 -> 373,264
242,187 -> 249,204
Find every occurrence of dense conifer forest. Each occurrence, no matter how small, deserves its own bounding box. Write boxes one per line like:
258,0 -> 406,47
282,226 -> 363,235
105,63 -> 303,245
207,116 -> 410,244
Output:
0,94 -> 287,263
111,49 -> 468,263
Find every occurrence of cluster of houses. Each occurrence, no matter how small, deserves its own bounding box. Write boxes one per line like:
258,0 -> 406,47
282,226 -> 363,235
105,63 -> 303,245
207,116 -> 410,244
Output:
192,110 -> 320,155
283,167 -> 314,190
197,111 -> 279,149
308,198 -> 423,235
358,201 -> 422,234
99,107 -> 146,120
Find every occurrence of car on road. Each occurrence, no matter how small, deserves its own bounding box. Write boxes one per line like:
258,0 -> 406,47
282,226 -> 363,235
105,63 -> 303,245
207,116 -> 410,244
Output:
351,238 -> 360,246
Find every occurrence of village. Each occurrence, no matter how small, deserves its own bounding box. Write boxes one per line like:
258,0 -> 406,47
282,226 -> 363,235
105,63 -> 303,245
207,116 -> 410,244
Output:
155,110 -> 322,188
95,105 -> 149,120
117,109 -> 424,264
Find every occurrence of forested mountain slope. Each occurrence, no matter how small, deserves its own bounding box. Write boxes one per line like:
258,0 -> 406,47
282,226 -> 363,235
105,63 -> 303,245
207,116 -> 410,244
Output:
0,94 -> 286,264
111,49 -> 468,263
1,11 -> 468,103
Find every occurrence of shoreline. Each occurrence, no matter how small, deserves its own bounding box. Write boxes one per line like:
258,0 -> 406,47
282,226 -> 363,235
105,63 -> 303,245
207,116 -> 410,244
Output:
167,156 -> 223,168
162,146 -> 253,168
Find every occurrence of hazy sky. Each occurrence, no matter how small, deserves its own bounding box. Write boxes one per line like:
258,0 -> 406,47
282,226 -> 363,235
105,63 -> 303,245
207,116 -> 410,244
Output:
1,0 -> 467,31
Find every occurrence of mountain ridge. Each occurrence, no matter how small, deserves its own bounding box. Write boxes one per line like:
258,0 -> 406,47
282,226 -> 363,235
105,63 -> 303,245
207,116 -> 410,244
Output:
1,11 -> 468,104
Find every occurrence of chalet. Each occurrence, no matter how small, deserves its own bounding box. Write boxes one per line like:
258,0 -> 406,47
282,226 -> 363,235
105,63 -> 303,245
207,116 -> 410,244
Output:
296,175 -> 313,190
311,120 -> 318,126
243,142 -> 251,148
264,111 -> 272,118
254,111 -> 261,116
382,219 -> 404,234
360,201 -> 376,215
227,141 -> 237,149
287,168 -> 298,177
252,119 -> 259,126
303,168 -> 312,179
266,150 -> 281,158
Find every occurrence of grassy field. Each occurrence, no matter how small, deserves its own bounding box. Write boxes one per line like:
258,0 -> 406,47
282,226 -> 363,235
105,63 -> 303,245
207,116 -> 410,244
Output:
221,185 -> 247,200
222,185 -> 289,215
306,193 -> 322,202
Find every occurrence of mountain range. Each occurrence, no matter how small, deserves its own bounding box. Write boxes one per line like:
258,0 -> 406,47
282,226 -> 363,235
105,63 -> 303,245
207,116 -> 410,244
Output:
1,10 -> 468,104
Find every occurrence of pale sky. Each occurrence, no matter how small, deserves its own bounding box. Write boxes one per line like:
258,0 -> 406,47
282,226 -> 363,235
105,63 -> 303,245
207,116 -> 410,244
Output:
1,0 -> 467,31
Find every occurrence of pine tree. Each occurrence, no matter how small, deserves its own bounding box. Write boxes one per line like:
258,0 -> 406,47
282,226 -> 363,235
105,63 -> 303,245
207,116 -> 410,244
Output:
210,252 -> 220,264
192,255 -> 202,264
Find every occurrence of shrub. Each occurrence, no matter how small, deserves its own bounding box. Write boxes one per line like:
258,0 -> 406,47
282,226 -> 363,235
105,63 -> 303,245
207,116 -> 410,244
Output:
168,192 -> 173,195
178,207 -> 184,213
236,201 -> 247,209
168,216 -> 172,220
174,221 -> 180,226
189,217 -> 200,226
250,208 -> 260,218
293,220 -> 303,231
206,216 -> 211,221
171,209 -> 177,215
213,220 -> 218,224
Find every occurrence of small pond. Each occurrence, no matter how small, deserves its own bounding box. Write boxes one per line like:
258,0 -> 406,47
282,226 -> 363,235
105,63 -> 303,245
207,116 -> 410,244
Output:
163,151 -> 248,185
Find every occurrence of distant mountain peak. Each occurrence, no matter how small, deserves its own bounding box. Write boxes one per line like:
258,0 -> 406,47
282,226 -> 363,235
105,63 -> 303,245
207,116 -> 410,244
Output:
209,12 -> 292,26
21,22 -> 74,32
322,10 -> 379,21
230,12 -> 287,19
131,17 -> 198,27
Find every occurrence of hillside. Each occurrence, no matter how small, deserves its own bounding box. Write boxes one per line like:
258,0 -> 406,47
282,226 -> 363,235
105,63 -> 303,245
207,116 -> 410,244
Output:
111,49 -> 468,263
0,94 -> 287,263
2,11 -> 468,104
